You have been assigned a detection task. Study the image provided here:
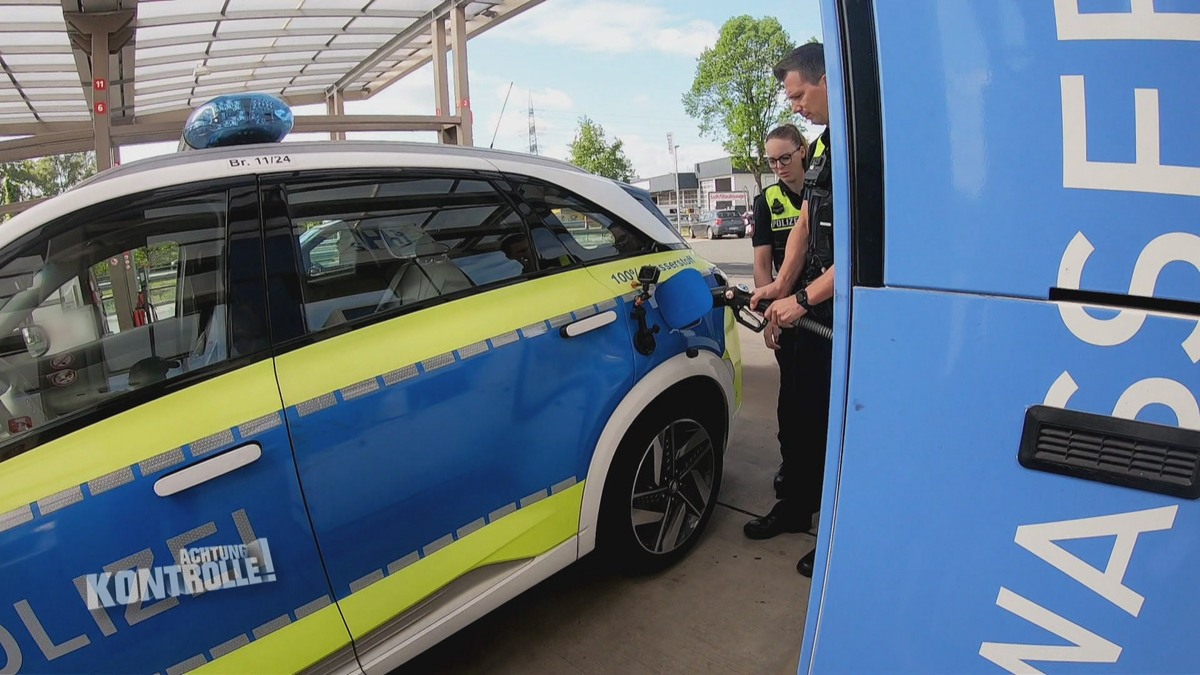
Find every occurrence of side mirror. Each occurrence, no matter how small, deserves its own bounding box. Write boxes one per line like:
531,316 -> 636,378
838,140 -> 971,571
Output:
20,325 -> 49,359
653,267 -> 713,331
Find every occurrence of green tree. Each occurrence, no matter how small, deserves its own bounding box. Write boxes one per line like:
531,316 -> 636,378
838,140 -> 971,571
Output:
682,16 -> 804,193
1,152 -> 96,221
0,152 -> 96,201
567,116 -> 636,182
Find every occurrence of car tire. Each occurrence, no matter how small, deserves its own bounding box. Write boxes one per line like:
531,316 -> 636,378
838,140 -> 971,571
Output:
707,227 -> 717,239
737,232 -> 745,238
596,392 -> 725,575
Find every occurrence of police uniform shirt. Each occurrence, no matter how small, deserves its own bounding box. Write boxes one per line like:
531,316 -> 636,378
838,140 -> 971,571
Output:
751,180 -> 805,273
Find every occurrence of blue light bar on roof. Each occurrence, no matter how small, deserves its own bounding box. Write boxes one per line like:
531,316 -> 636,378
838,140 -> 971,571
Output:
179,92 -> 294,151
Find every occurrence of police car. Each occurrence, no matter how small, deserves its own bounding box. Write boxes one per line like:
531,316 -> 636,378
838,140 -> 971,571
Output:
0,94 -> 742,674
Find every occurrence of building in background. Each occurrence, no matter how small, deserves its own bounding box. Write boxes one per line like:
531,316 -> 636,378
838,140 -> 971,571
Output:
631,172 -> 699,225
695,157 -> 777,214
634,156 -> 776,222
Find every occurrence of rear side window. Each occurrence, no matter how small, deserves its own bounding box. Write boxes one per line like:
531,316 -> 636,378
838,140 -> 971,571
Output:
621,184 -> 687,246
510,179 -> 660,262
0,190 -> 231,452
283,175 -> 541,334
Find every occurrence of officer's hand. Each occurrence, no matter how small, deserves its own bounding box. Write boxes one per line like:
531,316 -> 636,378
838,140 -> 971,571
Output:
751,282 -> 784,308
764,322 -> 781,350
766,295 -> 807,327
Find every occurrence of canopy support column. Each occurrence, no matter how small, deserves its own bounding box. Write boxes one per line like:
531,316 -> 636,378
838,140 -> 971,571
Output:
433,17 -> 456,144
450,6 -> 472,146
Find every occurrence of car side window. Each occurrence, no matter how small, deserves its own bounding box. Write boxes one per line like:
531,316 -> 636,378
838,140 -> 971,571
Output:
509,179 -> 657,263
284,175 -> 539,334
0,190 -> 230,447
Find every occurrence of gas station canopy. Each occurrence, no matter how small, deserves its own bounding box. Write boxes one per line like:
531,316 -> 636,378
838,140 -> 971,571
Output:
0,0 -> 545,172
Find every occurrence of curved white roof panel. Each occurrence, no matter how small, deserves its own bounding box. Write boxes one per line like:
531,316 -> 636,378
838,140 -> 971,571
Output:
0,0 -> 542,126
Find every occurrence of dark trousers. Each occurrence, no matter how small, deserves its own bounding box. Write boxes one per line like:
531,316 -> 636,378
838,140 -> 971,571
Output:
774,324 -> 834,518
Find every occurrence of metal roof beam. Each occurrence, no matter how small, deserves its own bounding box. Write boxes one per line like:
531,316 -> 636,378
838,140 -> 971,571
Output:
290,114 -> 462,134
0,22 -> 64,31
331,0 -> 475,95
0,120 -> 88,135
0,112 -> 465,163
0,91 -> 83,102
0,197 -> 50,218
356,0 -> 546,95
133,73 -> 339,96
137,27 -> 402,51
137,9 -> 428,28
0,63 -> 83,74
136,42 -> 381,67
133,56 -> 365,82
0,46 -> 74,55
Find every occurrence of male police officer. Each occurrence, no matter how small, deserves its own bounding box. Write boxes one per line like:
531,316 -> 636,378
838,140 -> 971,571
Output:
750,42 -> 835,578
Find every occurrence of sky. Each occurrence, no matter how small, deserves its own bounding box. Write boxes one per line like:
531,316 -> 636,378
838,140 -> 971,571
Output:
117,0 -> 826,180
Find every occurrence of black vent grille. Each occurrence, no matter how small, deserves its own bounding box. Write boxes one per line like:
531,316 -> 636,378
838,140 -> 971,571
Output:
1019,405 -> 1200,500
1035,427 -> 1198,486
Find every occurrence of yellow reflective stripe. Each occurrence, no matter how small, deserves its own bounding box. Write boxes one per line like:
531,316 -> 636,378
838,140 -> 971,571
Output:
194,603 -> 350,675
0,360 -> 282,516
815,137 -> 827,158
275,251 -> 708,407
338,481 -> 584,639
722,309 -> 743,412
583,249 -> 713,297
275,269 -> 611,406
764,186 -> 803,221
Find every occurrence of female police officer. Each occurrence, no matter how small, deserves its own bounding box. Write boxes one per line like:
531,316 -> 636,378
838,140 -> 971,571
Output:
744,123 -> 812,544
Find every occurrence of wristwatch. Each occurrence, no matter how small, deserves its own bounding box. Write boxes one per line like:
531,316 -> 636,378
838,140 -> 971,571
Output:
795,288 -> 812,311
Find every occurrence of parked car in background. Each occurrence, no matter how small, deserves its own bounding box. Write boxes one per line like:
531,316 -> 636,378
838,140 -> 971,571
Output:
690,210 -> 747,239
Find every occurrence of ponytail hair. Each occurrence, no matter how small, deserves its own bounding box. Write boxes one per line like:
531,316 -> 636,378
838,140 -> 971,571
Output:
766,123 -> 809,170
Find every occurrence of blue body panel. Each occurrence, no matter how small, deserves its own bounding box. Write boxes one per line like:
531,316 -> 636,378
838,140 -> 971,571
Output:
804,1 -> 1200,673
622,273 -> 729,386
285,296 -> 636,600
0,421 -> 338,674
873,0 -> 1199,302
810,288 -> 1199,673
286,267 -> 730,603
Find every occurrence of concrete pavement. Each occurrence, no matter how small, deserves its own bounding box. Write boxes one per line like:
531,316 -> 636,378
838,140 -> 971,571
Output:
396,238 -> 812,675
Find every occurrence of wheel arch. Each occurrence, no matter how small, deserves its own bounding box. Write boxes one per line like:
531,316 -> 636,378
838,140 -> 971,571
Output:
577,349 -> 735,557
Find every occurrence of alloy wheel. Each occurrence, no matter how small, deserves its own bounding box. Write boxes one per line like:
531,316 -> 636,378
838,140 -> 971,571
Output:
629,419 -> 716,555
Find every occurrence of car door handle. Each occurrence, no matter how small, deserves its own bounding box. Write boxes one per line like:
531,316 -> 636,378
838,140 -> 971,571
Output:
154,443 -> 263,497
560,310 -> 617,338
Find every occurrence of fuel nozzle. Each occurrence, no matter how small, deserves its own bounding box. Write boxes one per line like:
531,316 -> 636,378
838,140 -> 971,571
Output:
711,284 -> 834,340
712,284 -> 769,332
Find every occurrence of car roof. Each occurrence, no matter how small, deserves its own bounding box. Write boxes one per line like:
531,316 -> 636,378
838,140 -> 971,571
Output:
73,139 -> 589,193
2,139 -> 687,253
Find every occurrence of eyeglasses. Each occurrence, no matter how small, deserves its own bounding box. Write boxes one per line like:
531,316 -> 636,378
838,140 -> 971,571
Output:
767,151 -> 800,167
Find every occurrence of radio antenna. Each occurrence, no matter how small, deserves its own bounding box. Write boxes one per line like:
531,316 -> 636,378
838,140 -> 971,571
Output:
490,81 -> 514,149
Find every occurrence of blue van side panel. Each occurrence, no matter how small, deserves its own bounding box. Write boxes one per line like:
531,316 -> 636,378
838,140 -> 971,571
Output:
873,1 -> 1199,302
800,0 -> 858,671
286,307 -> 635,599
810,287 -> 1200,674
0,424 -> 335,675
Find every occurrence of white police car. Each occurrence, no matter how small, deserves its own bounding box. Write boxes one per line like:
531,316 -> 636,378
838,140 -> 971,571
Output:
0,94 -> 742,674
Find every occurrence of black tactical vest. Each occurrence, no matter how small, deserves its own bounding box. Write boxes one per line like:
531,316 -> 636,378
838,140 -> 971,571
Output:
802,132 -> 834,324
